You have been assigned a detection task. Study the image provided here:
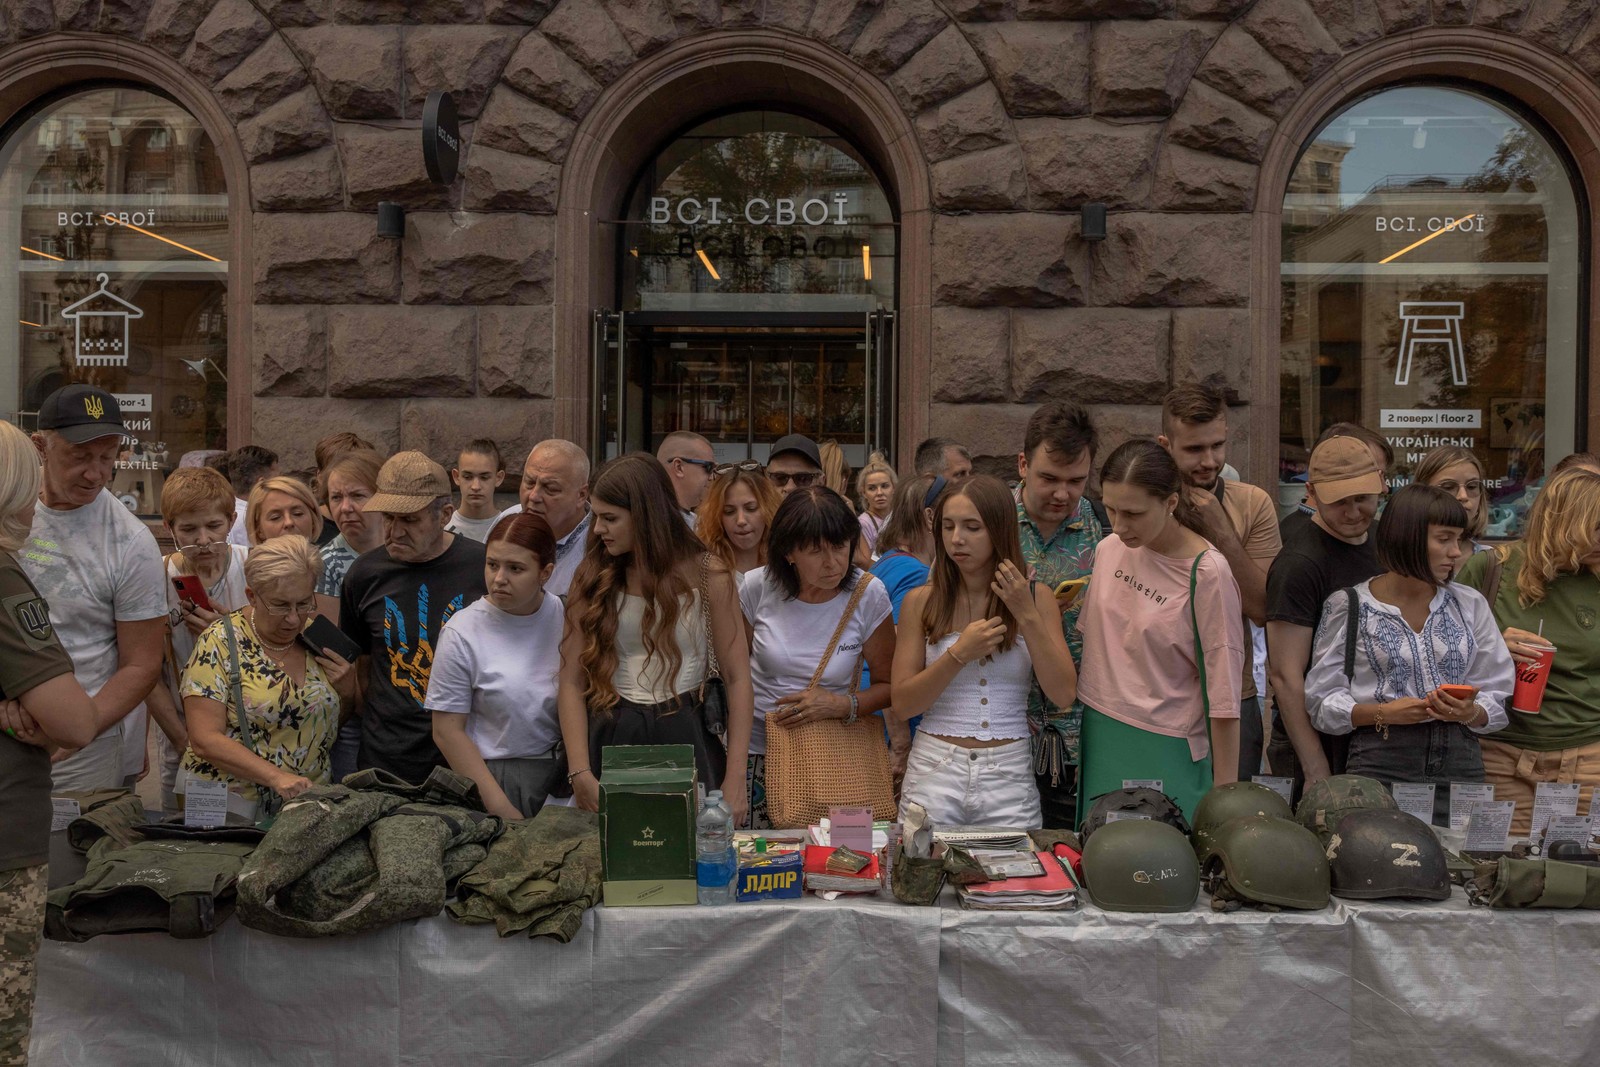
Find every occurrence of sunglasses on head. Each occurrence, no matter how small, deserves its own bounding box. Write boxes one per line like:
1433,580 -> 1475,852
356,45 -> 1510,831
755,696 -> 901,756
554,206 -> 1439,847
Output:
714,460 -> 764,477
768,471 -> 821,489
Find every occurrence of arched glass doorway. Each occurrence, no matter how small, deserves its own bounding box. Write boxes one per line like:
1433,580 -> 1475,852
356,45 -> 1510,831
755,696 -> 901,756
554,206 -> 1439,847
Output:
1279,83 -> 1583,537
594,110 -> 898,464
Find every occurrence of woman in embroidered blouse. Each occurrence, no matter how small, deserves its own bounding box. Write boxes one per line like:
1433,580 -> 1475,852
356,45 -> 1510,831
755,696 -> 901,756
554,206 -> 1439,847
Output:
1305,484 -> 1513,825
178,536 -> 356,811
891,475 -> 1075,828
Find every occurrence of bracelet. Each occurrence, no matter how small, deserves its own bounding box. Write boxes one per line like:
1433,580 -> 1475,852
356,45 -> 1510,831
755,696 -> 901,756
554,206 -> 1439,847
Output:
845,693 -> 859,726
948,647 -> 968,667
1373,705 -> 1389,742
567,767 -> 593,785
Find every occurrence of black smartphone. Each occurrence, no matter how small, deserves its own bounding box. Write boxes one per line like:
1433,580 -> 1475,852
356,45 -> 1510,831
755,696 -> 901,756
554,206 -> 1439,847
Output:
296,615 -> 362,663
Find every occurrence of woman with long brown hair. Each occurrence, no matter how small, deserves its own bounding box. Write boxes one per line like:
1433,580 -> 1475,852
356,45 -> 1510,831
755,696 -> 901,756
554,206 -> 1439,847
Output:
696,464 -> 780,582
1456,466 -> 1600,836
557,454 -> 753,824
890,475 -> 1075,827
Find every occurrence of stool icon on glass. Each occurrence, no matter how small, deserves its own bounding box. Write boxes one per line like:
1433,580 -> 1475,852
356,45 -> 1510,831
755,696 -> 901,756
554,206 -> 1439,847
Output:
1395,302 -> 1467,387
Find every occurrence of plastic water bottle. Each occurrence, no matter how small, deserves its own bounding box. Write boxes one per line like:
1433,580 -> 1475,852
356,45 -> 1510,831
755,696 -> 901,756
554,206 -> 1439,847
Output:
696,790 -> 736,905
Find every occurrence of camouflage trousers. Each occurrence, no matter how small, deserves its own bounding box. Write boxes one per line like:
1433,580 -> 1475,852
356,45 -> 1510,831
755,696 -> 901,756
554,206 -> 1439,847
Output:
0,864 -> 46,1067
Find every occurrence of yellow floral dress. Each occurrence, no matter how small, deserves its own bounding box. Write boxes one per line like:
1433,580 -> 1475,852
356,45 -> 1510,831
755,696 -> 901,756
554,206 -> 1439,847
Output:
178,611 -> 341,802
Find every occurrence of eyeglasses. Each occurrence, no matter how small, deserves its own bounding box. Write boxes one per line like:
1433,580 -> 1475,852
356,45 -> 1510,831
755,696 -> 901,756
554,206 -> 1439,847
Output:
676,458 -> 718,474
768,471 -> 821,489
1436,480 -> 1483,497
715,461 -> 764,477
259,598 -> 318,618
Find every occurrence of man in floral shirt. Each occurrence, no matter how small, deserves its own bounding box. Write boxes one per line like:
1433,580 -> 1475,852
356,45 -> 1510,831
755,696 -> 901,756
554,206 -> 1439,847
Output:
1015,402 -> 1105,828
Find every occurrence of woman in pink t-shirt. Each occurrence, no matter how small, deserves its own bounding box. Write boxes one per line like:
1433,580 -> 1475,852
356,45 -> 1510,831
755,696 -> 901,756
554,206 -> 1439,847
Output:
1076,440 -> 1245,822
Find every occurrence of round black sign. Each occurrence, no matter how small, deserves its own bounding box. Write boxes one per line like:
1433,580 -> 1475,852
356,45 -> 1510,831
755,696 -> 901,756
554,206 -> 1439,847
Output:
422,90 -> 460,185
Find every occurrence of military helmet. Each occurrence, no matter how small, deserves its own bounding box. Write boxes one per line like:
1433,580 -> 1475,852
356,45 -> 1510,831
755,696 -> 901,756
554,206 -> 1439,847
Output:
1081,819 -> 1200,913
1295,774 -> 1397,843
1192,782 -> 1293,860
1081,787 -> 1191,842
1201,815 -> 1330,910
1326,809 -> 1451,901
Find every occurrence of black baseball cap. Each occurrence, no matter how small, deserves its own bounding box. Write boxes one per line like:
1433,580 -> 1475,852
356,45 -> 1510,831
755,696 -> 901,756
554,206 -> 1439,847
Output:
768,434 -> 821,468
37,384 -> 128,444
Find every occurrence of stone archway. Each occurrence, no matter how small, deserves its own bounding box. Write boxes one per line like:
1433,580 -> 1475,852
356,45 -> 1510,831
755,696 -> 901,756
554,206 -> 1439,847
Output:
550,29 -> 934,459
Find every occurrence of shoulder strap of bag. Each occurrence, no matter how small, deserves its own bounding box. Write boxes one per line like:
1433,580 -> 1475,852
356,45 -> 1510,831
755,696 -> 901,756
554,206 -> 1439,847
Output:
805,574 -> 874,692
219,614 -> 258,758
1342,586 -> 1360,683
1188,551 -> 1209,718
699,552 -> 721,681
1483,548 -> 1504,609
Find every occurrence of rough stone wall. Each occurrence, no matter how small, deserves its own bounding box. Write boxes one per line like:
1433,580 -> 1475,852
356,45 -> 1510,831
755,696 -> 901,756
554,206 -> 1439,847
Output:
4,0 -> 1596,470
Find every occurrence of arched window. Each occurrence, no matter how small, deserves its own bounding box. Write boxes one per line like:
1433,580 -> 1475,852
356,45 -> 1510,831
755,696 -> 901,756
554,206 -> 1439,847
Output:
1,85 -> 230,516
1279,84 -> 1582,536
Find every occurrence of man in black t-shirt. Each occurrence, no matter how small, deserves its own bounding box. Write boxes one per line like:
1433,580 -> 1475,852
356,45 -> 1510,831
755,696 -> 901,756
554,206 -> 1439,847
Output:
1265,436 -> 1386,799
340,452 -> 486,784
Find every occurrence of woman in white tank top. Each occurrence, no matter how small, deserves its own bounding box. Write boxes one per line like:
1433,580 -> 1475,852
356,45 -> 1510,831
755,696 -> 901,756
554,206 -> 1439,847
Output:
556,454 -> 754,825
890,476 -> 1077,828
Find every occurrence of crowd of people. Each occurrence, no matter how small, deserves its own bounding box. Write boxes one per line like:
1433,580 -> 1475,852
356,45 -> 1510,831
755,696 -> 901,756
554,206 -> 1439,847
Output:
4,378 -> 1600,1061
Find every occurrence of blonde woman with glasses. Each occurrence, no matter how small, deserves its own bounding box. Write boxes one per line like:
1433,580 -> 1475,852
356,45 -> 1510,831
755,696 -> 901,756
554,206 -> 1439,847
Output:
177,535 -> 355,820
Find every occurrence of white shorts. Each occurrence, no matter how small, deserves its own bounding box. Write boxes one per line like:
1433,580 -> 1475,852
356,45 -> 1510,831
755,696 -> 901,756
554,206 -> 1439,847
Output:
898,733 -> 1041,829
50,725 -> 132,793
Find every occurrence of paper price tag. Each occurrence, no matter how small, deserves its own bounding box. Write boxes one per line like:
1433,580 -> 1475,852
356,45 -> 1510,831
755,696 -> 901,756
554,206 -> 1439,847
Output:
1390,783 -> 1436,825
1104,812 -> 1152,823
1464,801 -> 1515,853
1449,783 -> 1496,831
1252,776 -> 1294,804
1531,781 -> 1580,838
828,806 -> 873,854
50,797 -> 80,833
1122,779 -> 1163,792
1544,815 -> 1593,846
184,777 -> 229,828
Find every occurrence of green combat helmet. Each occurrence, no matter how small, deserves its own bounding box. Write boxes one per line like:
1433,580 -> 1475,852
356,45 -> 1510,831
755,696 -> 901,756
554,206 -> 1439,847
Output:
1081,819 -> 1200,913
1326,809 -> 1451,902
1081,787 -> 1191,842
1191,782 -> 1293,860
1201,815 -> 1330,911
1295,774 -> 1397,844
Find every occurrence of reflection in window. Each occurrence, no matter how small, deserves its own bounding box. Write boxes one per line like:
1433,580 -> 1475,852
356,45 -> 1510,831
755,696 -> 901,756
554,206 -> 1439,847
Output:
1280,85 -> 1581,537
619,111 -> 897,313
1,86 -> 229,517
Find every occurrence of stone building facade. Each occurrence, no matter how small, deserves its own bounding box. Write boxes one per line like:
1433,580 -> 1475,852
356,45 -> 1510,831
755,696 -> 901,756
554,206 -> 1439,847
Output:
1,0 -> 1597,503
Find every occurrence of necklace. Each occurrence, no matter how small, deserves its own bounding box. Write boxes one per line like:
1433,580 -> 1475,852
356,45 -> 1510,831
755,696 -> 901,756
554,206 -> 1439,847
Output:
246,612 -> 296,654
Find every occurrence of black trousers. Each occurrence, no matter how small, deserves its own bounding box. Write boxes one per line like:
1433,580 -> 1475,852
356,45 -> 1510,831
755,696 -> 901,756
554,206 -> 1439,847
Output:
590,691 -> 726,790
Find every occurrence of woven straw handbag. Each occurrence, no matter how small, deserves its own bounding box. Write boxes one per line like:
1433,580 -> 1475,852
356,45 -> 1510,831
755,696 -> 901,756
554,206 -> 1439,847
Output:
765,575 -> 896,829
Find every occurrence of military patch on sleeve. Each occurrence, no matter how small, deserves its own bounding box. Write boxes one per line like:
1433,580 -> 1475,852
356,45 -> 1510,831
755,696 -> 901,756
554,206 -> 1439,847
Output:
2,592 -> 56,649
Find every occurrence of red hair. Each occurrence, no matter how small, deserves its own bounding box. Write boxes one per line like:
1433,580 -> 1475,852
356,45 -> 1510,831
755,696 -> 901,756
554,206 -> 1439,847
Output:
487,512 -> 557,569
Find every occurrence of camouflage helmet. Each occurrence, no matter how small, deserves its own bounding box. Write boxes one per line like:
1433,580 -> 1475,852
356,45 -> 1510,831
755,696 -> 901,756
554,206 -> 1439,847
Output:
1201,815 -> 1330,910
1192,782 -> 1293,860
1295,774 -> 1397,844
1326,809 -> 1451,901
1081,819 -> 1200,913
1081,788 -> 1191,842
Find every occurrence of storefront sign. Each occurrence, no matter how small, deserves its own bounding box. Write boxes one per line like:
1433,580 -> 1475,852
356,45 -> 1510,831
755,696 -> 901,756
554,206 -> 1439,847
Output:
1374,214 -> 1490,233
1379,409 -> 1481,429
422,91 -> 460,185
649,193 -> 850,227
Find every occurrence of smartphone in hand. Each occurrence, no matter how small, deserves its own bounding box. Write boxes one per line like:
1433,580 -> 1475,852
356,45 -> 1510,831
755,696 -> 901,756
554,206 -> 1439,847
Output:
296,615 -> 362,663
171,574 -> 212,613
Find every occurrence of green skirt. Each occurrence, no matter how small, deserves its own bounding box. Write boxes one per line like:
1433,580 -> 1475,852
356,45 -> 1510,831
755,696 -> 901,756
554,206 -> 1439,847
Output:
1079,704 -> 1212,826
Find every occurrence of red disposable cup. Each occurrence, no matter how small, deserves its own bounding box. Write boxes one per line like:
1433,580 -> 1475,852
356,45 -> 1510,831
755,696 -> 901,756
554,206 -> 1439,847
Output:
1511,643 -> 1556,714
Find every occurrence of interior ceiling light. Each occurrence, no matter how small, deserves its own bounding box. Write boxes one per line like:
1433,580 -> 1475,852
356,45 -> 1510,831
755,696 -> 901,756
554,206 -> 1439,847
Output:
20,245 -> 62,261
101,214 -> 220,262
1379,213 -> 1476,265
695,248 -> 720,280
862,244 -> 872,280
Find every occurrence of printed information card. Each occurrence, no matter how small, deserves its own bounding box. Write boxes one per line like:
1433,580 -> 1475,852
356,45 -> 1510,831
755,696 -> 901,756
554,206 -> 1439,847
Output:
1122,779 -> 1163,792
828,806 -> 874,854
1450,783 -> 1496,831
184,778 -> 229,828
50,797 -> 81,833
1531,781 -> 1580,838
1252,776 -> 1294,804
1390,783 -> 1437,826
1464,800 -> 1515,853
1543,815 -> 1594,846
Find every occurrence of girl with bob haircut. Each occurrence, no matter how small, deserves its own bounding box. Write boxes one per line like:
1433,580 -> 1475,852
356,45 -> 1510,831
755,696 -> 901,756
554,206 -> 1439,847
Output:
855,454 -> 896,560
741,487 -> 905,827
695,465 -> 780,582
1075,439 -> 1245,821
1456,466 -> 1600,836
558,454 -> 753,824
1306,484 -> 1513,824
246,474 -> 324,545
890,475 -> 1076,827
1413,445 -> 1489,551
427,513 -> 566,820
0,420 -> 102,1066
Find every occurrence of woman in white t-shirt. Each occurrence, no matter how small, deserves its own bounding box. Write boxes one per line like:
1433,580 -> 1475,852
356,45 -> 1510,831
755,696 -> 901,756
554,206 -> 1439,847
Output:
891,475 -> 1075,828
740,487 -> 902,829
427,513 -> 564,820
557,454 -> 754,824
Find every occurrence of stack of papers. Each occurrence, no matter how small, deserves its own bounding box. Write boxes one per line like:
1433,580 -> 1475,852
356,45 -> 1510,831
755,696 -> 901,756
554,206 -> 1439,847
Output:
956,851 -> 1079,911
802,846 -> 882,894
933,826 -> 1035,851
